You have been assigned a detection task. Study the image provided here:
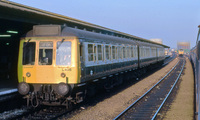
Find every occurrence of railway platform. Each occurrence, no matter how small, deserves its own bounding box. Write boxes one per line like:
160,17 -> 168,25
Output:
0,88 -> 17,96
0,79 -> 17,96
160,57 -> 194,119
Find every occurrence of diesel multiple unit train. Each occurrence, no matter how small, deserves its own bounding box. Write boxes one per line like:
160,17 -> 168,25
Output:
17,25 -> 166,107
190,25 -> 200,120
178,49 -> 184,56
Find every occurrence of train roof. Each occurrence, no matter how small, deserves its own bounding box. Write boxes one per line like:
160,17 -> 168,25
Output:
62,26 -> 164,47
26,25 -> 168,48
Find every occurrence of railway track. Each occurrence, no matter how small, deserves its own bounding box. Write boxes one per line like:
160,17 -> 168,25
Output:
0,105 -> 72,120
114,57 -> 185,120
17,106 -> 70,120
163,53 -> 176,66
0,93 -> 73,120
0,92 -> 25,113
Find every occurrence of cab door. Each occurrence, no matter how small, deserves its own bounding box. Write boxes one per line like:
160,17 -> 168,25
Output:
35,41 -> 55,84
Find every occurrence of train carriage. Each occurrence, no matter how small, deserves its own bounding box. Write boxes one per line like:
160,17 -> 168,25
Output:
18,25 -> 165,107
190,25 -> 200,120
137,41 -> 165,68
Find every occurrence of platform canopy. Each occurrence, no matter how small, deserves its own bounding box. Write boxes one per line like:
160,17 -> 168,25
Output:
0,1 -> 169,48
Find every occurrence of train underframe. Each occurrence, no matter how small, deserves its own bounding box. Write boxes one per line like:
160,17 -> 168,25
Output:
24,60 -> 164,108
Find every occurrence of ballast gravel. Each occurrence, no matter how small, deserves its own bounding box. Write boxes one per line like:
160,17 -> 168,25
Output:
61,57 -> 183,120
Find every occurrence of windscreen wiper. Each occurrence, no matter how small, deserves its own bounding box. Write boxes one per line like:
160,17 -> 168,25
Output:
23,39 -> 31,49
57,38 -> 65,49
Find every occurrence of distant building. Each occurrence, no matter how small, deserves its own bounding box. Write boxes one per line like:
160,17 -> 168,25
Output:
150,38 -> 162,44
177,42 -> 190,53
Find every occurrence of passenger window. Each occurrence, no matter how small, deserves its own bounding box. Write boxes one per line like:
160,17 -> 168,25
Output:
128,47 -> 131,58
144,47 -> 146,57
146,48 -> 149,57
109,46 -> 112,60
105,45 -> 109,60
131,46 -> 134,58
115,47 -> 118,59
145,47 -> 147,57
102,46 -> 105,61
157,48 -> 160,56
136,46 -> 138,58
112,46 -> 115,60
123,47 -> 126,59
154,48 -> 156,57
88,44 -> 93,61
94,46 -> 97,61
98,45 -> 102,61
126,47 -> 129,58
118,46 -> 122,59
146,48 -> 147,57
134,46 -> 136,58
126,47 -> 128,58
140,47 -> 143,58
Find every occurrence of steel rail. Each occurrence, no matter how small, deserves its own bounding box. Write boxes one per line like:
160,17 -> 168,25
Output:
151,59 -> 185,120
113,60 -> 180,120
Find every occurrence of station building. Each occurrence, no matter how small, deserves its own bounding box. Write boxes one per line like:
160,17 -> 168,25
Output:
177,42 -> 190,54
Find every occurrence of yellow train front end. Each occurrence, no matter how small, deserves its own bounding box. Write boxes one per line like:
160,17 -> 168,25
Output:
18,35 -> 81,107
178,49 -> 184,56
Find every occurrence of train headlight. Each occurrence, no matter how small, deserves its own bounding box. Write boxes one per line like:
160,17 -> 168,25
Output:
26,72 -> 31,77
56,82 -> 69,96
61,73 -> 66,78
18,82 -> 30,95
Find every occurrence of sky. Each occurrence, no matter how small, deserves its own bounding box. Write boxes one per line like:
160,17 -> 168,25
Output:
10,0 -> 200,48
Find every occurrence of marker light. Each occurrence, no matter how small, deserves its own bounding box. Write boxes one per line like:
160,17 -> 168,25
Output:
26,72 -> 31,77
61,73 -> 66,78
7,30 -> 18,34
0,35 -> 11,37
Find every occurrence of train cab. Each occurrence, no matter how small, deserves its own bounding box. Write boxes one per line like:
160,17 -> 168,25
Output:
17,25 -> 81,107
178,49 -> 184,56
